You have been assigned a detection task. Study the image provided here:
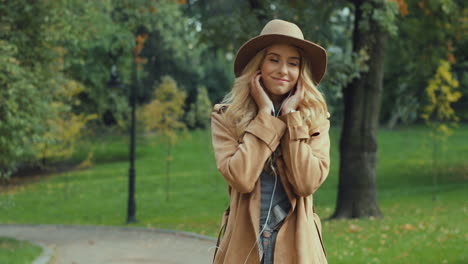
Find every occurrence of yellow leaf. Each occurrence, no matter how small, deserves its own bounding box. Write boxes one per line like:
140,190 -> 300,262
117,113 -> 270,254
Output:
347,224 -> 363,233
401,223 -> 417,231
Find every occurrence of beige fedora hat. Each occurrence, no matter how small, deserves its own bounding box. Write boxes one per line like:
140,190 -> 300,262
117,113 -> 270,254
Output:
234,19 -> 327,85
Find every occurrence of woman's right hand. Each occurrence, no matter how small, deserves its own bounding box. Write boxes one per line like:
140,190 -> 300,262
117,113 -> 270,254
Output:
250,71 -> 273,115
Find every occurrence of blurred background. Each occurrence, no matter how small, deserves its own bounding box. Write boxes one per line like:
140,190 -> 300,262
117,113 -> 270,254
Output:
0,0 -> 467,263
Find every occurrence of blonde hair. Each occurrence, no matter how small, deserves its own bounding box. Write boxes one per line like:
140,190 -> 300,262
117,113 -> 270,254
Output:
222,45 -> 328,138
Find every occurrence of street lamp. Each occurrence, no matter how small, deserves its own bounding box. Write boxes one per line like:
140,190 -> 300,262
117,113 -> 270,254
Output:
127,63 -> 138,224
107,64 -> 137,224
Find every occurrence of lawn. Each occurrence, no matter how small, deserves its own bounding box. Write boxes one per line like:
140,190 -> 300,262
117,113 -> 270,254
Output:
0,125 -> 467,263
0,237 -> 42,264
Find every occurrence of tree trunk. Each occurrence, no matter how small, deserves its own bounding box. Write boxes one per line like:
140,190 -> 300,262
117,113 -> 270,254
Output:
331,0 -> 386,219
386,109 -> 399,130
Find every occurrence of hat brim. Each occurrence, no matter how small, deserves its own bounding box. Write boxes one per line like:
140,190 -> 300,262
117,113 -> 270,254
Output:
234,34 -> 327,85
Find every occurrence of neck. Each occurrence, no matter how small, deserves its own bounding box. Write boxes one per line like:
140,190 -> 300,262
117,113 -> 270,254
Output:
272,101 -> 282,113
268,92 -> 288,114
268,92 -> 286,106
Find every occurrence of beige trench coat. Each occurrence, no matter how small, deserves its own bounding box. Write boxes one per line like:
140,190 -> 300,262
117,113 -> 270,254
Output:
211,104 -> 330,264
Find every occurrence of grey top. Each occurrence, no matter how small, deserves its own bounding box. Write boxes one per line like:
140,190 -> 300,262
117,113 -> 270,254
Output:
259,169 -> 291,230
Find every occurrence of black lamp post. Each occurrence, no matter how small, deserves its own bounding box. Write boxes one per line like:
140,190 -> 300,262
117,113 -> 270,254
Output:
107,64 -> 137,224
127,63 -> 138,224
125,32 -> 147,224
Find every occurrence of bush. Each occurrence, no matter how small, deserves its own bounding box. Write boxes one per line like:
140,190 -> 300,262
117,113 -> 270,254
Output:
0,41 -> 49,178
186,86 -> 212,129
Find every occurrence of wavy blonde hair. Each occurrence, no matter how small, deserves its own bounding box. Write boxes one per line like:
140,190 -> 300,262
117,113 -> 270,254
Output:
222,45 -> 328,138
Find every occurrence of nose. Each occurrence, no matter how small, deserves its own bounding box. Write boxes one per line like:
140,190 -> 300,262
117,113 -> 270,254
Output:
278,62 -> 288,76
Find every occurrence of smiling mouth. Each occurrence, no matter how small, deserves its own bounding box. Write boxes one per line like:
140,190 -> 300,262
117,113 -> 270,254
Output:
272,77 -> 289,82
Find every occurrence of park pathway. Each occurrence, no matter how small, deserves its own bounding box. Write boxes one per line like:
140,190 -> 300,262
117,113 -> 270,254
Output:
0,224 -> 216,264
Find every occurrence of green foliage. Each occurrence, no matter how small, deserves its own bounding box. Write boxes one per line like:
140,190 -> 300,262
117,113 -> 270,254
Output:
21,0 -> 205,129
60,1 -> 134,125
111,0 -> 207,104
0,1 -> 105,178
383,0 -> 467,125
421,60 -> 461,127
0,41 -> 50,178
359,0 -> 399,36
0,0 -> 58,67
322,47 -> 370,118
421,60 -> 462,200
140,76 -> 187,143
198,49 -> 234,104
34,80 -> 98,164
186,86 -> 212,129
190,0 -> 342,52
0,0 -> 209,176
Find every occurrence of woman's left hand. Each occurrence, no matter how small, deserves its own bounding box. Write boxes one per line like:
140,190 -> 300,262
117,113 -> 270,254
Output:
281,79 -> 304,115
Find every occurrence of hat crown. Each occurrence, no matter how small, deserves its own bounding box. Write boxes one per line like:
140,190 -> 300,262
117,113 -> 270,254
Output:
260,19 -> 304,40
234,19 -> 327,84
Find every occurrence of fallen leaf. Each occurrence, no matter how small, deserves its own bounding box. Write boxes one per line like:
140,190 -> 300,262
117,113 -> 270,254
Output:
347,224 -> 363,233
401,224 -> 417,231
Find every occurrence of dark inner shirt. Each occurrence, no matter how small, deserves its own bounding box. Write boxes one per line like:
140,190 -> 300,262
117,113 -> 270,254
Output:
259,169 -> 291,230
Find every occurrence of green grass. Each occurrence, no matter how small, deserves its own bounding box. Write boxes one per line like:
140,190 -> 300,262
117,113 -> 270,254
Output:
0,237 -> 42,264
1,125 -> 467,263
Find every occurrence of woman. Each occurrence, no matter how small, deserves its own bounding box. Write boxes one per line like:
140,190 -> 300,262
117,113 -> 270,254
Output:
211,19 -> 330,264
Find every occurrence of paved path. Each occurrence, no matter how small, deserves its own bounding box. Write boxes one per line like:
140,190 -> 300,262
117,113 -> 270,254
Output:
0,224 -> 216,264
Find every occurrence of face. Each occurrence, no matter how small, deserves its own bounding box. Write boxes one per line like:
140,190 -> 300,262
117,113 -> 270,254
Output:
260,43 -> 301,100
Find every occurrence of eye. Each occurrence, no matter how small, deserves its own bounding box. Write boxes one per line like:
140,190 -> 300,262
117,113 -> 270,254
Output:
289,62 -> 298,66
269,58 -> 279,63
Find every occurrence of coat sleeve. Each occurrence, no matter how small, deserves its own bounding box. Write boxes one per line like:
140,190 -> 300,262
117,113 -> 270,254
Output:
279,111 -> 331,197
211,108 -> 287,193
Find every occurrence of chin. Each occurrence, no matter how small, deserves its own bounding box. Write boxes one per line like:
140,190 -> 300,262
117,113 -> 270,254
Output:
270,88 -> 292,96
264,81 -> 294,97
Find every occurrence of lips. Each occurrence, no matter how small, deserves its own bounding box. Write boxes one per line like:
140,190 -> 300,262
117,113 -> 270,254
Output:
272,77 -> 289,82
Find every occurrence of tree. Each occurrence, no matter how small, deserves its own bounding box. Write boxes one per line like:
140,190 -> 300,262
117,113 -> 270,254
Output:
62,0 -> 204,127
140,76 -> 187,201
0,41 -> 49,178
34,80 -> 98,166
0,0 -> 101,178
421,60 -> 462,201
186,86 -> 212,129
331,0 -> 399,219
382,0 -> 467,127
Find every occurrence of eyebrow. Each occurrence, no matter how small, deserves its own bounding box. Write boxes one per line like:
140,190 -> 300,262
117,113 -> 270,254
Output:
267,52 -> 301,61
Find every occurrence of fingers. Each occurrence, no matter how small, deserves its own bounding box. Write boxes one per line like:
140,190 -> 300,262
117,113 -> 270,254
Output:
281,79 -> 304,114
250,71 -> 260,93
297,78 -> 305,98
255,74 -> 262,90
250,71 -> 272,114
294,79 -> 305,104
